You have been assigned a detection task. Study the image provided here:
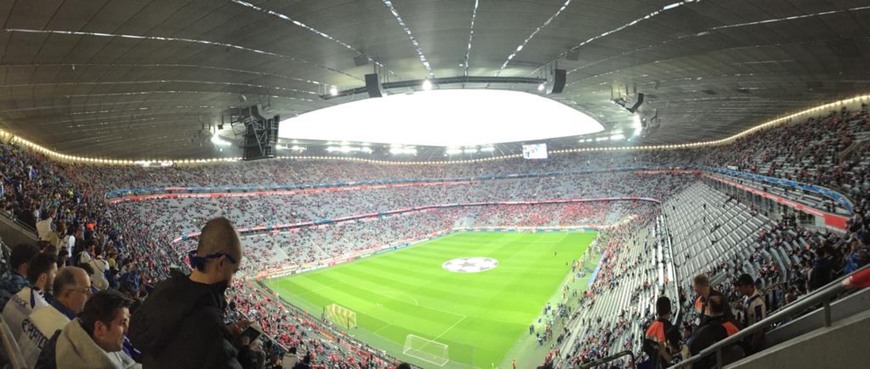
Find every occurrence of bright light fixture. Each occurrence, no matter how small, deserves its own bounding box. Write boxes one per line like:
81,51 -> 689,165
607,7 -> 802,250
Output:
279,90 -> 604,146
632,114 -> 643,136
211,133 -> 231,147
329,86 -> 338,96
445,147 -> 463,155
663,2 -> 682,10
325,146 -> 372,154
422,79 -> 433,91
390,146 -> 417,155
537,83 -> 545,91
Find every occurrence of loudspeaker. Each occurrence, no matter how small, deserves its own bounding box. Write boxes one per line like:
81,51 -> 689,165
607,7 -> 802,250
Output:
268,115 -> 279,144
550,69 -> 566,94
628,93 -> 644,113
566,50 -> 580,61
242,115 -> 279,161
354,55 -> 369,67
365,73 -> 384,98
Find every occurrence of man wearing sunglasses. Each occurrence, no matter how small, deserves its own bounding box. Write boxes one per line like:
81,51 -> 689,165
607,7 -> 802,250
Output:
129,217 -> 245,369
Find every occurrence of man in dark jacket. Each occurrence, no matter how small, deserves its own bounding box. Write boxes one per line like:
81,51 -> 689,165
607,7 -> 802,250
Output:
643,296 -> 677,369
128,217 -> 245,369
688,295 -> 743,369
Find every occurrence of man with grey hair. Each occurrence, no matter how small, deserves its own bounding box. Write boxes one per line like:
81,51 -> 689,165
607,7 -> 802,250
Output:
18,266 -> 91,368
129,217 -> 245,369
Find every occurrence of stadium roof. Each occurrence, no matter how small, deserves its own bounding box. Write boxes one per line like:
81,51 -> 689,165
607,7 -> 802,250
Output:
0,0 -> 868,159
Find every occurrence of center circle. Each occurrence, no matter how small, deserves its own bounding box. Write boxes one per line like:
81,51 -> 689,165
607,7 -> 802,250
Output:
442,257 -> 499,273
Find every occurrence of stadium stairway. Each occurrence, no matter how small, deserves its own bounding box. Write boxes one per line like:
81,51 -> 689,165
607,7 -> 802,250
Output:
663,182 -> 774,290
559,222 -> 663,363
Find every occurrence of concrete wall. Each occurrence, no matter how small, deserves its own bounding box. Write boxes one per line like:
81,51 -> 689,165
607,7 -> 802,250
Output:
0,215 -> 37,251
765,288 -> 870,347
726,309 -> 870,369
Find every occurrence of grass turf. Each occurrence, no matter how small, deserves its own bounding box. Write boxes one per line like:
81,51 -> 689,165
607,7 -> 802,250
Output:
265,231 -> 596,369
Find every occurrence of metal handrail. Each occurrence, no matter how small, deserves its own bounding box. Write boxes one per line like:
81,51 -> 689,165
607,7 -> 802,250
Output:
576,350 -> 635,369
665,223 -> 680,327
667,263 -> 870,369
758,248 -> 860,318
0,314 -> 28,369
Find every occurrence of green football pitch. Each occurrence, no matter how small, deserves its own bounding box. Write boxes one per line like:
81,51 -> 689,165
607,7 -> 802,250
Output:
265,231 -> 596,369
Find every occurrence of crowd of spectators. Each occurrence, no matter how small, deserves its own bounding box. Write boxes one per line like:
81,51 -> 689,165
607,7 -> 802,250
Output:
0,133 -> 697,368
60,106 -> 870,202
703,106 -> 870,193
557,212 -> 665,367
0,105 -> 866,369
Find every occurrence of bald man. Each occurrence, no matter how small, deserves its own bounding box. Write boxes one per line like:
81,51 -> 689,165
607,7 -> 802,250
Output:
129,217 -> 244,369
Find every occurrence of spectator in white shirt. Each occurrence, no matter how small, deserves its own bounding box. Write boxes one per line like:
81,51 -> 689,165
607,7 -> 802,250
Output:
2,253 -> 56,339
36,210 -> 56,242
88,246 -> 110,291
735,273 -> 766,353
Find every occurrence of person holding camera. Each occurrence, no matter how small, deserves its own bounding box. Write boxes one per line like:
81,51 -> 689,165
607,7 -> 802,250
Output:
129,217 -> 248,369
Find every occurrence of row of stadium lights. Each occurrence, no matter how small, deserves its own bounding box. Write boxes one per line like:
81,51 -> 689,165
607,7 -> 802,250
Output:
2,94 -> 868,166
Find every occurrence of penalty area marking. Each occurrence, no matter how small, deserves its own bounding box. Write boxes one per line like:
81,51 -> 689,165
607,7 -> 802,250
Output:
432,314 -> 468,342
374,291 -> 420,306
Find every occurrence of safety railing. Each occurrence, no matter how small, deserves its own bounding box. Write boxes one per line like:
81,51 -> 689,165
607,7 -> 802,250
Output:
667,264 -> 869,369
576,350 -> 635,369
664,220 -> 680,327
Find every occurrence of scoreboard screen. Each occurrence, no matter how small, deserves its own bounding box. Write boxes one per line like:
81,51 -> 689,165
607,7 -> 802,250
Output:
522,143 -> 548,159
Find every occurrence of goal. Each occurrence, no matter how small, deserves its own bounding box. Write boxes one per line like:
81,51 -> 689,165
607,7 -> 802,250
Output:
403,334 -> 449,366
323,304 -> 357,330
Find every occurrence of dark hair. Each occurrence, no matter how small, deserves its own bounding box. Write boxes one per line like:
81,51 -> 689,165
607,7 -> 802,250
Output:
57,253 -> 69,268
79,262 -> 95,275
10,243 -> 40,270
397,363 -> 412,369
26,253 -> 56,285
708,295 -> 725,315
655,296 -> 672,317
80,290 -> 132,338
734,273 -> 755,287
693,274 -> 709,287
42,244 -> 58,257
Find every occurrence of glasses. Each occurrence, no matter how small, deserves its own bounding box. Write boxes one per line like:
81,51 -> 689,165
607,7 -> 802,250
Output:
72,287 -> 93,296
188,250 -> 238,265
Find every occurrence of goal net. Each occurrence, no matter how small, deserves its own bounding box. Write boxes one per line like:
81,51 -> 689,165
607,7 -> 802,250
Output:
403,334 -> 449,367
323,304 -> 357,329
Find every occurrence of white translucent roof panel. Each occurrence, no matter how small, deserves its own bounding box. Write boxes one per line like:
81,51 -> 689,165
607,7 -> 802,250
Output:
278,90 -> 604,146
